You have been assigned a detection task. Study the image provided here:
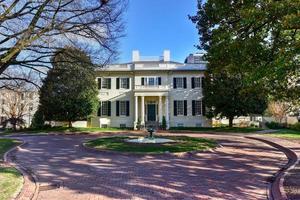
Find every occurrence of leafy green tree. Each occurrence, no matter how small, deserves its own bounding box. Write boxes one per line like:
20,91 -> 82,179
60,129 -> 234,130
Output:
203,71 -> 267,127
39,47 -> 98,127
191,0 -> 299,103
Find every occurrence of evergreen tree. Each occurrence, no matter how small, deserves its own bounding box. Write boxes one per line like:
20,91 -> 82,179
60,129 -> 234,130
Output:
39,47 -> 98,127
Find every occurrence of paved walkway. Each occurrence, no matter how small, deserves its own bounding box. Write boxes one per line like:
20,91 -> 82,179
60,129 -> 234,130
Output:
9,134 -> 288,200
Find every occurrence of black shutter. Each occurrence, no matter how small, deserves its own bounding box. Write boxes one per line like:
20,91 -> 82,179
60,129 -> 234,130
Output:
202,100 -> 205,115
173,78 -> 177,89
116,78 -> 120,89
158,77 -> 161,85
126,101 -> 130,116
108,78 -> 111,89
184,100 -> 187,116
174,101 -> 177,116
183,78 -> 187,88
192,100 -> 195,116
116,101 -> 119,116
191,77 -> 195,89
97,101 -> 101,116
97,78 -> 101,89
141,77 -> 144,85
108,101 -> 111,116
201,77 -> 204,89
127,78 -> 130,89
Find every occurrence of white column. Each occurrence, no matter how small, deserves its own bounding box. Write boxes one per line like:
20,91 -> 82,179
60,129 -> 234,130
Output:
165,96 -> 169,129
141,96 -> 145,125
134,96 -> 138,130
159,96 -> 162,124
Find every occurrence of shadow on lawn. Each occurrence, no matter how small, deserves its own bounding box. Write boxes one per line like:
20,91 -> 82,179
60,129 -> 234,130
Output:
9,134 -> 285,200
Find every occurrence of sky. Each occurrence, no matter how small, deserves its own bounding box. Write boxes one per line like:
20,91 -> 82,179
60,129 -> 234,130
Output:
118,0 -> 199,63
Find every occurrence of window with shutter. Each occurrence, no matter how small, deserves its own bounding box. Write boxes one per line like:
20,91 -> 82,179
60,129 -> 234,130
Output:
116,78 -> 120,89
97,78 -> 101,89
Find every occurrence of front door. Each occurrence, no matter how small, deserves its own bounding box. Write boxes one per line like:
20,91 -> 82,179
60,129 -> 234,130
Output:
147,104 -> 156,121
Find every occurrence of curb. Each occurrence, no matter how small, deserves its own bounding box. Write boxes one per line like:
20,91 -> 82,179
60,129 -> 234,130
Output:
3,140 -> 39,200
245,136 -> 298,200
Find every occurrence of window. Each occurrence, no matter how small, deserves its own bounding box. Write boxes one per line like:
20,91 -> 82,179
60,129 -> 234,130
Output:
120,78 -> 129,89
148,77 -> 155,86
98,101 -> 111,116
192,100 -> 202,116
174,100 -> 187,116
192,77 -> 201,88
102,78 -> 111,89
173,77 -> 187,89
116,101 -> 130,116
141,77 -> 161,86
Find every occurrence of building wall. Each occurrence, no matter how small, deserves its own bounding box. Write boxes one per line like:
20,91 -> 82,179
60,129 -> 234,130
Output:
92,70 -> 211,128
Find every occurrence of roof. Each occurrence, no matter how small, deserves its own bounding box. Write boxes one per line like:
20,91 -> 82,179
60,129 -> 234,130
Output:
95,61 -> 207,72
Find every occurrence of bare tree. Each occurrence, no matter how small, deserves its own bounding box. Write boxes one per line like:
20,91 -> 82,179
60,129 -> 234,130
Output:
0,88 -> 38,130
0,0 -> 126,83
267,101 -> 290,123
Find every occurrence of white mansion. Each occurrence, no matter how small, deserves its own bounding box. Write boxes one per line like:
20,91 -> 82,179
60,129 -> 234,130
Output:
92,50 -> 211,129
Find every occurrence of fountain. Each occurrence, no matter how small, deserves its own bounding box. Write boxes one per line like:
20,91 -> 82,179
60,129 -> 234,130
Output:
126,127 -> 175,144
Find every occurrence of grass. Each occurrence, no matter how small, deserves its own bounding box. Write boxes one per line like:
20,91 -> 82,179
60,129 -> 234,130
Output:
0,138 -> 23,200
2,126 -> 131,135
169,127 -> 263,133
84,136 -> 217,154
267,129 -> 300,140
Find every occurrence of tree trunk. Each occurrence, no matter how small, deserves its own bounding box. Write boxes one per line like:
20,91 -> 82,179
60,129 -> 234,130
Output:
68,121 -> 72,128
228,117 -> 234,128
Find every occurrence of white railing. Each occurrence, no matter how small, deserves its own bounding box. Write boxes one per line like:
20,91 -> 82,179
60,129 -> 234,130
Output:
135,85 -> 169,90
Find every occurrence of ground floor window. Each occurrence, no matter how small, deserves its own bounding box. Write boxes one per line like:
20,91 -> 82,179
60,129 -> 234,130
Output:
116,101 -> 130,116
192,100 -> 202,116
98,101 -> 111,116
174,100 -> 187,116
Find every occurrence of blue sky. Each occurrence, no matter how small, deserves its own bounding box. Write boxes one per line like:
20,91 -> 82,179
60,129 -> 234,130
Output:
118,0 -> 199,63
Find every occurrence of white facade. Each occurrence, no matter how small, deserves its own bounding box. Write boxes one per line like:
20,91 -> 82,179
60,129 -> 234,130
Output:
92,50 -> 211,129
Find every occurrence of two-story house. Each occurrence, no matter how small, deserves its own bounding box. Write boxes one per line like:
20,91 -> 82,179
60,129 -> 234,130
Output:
92,50 -> 211,129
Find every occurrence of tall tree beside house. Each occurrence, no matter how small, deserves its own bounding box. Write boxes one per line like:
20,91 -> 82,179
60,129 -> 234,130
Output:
39,47 -> 98,127
203,71 -> 267,127
191,0 -> 300,105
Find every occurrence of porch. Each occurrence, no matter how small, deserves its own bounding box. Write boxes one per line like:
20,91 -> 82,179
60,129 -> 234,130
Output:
134,92 -> 169,130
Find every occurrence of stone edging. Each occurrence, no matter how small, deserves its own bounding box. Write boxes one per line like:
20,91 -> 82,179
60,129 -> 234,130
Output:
245,136 -> 298,200
3,140 -> 39,200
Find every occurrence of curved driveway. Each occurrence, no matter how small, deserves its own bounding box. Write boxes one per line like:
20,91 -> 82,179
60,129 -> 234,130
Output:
10,134 -> 287,200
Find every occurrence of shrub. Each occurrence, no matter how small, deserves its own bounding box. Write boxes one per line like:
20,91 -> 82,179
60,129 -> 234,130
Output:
290,122 -> 300,131
161,116 -> 167,130
265,121 -> 286,129
31,108 -> 45,129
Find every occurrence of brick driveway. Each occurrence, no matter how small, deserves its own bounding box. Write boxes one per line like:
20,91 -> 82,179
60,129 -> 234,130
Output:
10,134 -> 287,200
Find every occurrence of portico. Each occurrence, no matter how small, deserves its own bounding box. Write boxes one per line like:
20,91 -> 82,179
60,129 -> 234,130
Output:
134,92 -> 169,129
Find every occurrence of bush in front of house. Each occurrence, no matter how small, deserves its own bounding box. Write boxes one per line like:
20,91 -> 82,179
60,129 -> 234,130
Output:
290,122 -> 300,131
265,121 -> 286,129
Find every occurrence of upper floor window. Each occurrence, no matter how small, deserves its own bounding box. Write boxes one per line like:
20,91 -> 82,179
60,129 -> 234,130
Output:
102,78 -> 111,89
191,77 -> 201,89
141,77 -> 161,86
173,77 -> 187,89
116,78 -> 130,89
97,78 -> 111,90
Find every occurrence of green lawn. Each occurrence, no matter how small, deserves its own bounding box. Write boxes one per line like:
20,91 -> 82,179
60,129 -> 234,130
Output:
267,129 -> 300,140
0,139 -> 23,200
169,127 -> 262,133
84,136 -> 217,154
2,126 -> 131,135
